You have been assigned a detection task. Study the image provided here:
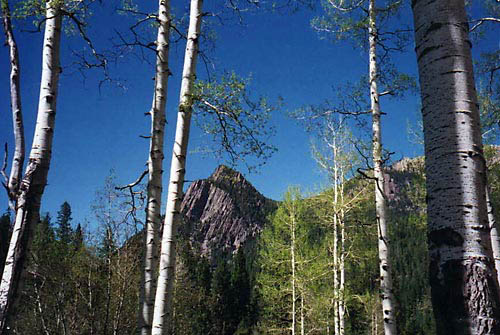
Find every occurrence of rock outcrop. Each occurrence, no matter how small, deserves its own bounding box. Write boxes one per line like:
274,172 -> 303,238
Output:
384,156 -> 426,212
180,165 -> 277,260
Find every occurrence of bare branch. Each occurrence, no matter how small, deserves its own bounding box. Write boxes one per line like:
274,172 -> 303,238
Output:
470,17 -> 500,32
115,169 -> 148,191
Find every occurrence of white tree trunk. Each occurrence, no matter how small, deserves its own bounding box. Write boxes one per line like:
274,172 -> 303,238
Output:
300,293 -> 304,335
139,1 -> 171,334
333,138 -> 340,335
1,0 -> 24,211
291,206 -> 296,335
0,1 -> 62,331
486,186 -> 500,287
368,0 -> 397,333
151,0 -> 202,333
412,0 -> 500,332
339,172 -> 346,335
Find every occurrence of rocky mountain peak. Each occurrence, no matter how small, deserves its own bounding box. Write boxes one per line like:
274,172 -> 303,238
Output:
180,165 -> 276,261
210,164 -> 243,181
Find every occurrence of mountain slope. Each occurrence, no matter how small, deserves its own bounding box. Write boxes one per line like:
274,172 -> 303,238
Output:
180,165 -> 277,260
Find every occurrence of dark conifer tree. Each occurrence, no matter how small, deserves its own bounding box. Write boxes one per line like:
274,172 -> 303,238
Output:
73,223 -> 84,249
56,201 -> 73,244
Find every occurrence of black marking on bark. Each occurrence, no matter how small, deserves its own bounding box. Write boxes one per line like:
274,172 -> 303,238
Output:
425,22 -> 443,36
429,227 -> 464,247
418,45 -> 440,61
441,70 -> 466,75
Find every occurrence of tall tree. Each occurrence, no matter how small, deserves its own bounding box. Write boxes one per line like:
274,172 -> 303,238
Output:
311,118 -> 361,335
152,0 -> 203,333
468,2 -> 500,291
139,0 -> 172,334
0,0 -> 62,330
412,0 -> 500,333
367,1 -> 397,333
0,0 -> 24,212
56,201 -> 72,244
257,190 -> 305,335
311,0 -> 411,332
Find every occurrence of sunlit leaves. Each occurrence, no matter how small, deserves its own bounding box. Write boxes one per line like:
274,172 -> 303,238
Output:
192,72 -> 278,172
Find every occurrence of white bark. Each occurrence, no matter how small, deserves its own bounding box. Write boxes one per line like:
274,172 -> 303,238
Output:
1,0 -> 24,211
291,207 -> 296,335
139,1 -> 171,334
486,186 -> 500,287
0,1 -> 62,331
300,293 -> 304,335
412,0 -> 500,332
151,0 -> 202,333
368,0 -> 397,333
314,119 -> 351,335
339,171 -> 346,335
333,137 -> 339,335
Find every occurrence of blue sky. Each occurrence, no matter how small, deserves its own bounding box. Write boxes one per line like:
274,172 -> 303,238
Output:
0,1 -> 434,227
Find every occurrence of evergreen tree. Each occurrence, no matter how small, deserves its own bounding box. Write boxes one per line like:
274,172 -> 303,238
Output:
211,259 -> 233,335
56,201 -> 73,244
73,223 -> 84,249
229,249 -> 251,333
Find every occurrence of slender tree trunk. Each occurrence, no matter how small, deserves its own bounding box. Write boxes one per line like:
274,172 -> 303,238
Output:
0,2 -> 62,332
339,172 -> 346,335
151,0 -> 202,333
412,0 -> 500,332
368,0 -> 397,333
486,186 -> 500,287
291,208 -> 296,335
1,0 -> 24,211
300,293 -> 304,335
104,229 -> 112,335
333,139 -> 340,335
139,1 -> 171,334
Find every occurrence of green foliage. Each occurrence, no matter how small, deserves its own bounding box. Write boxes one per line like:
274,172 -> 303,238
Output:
253,164 -> 438,334
256,189 -> 335,334
311,0 -> 410,52
390,213 -> 435,334
193,72 -> 278,172
10,179 -> 142,335
172,238 -> 255,335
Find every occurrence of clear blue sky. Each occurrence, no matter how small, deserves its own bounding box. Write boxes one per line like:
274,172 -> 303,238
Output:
0,1 -> 452,227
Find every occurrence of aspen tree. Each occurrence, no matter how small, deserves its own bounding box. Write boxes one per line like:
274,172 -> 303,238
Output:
0,0 -> 24,212
257,190 -> 304,334
312,0 -> 405,332
152,0 -> 203,333
412,0 -> 500,332
139,1 -> 171,334
311,118 -> 361,335
0,0 -> 62,331
367,0 -> 397,332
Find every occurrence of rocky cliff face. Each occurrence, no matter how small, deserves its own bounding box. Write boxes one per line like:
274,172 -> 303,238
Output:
384,157 -> 426,212
180,165 -> 277,260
